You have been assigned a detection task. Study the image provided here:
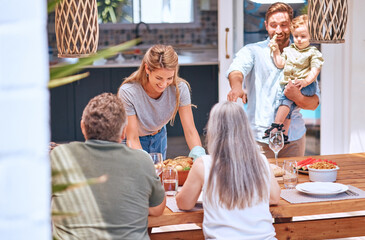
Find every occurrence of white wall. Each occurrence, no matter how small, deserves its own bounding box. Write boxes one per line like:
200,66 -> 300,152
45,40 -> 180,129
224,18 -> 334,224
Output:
321,0 -> 365,154
0,0 -> 51,239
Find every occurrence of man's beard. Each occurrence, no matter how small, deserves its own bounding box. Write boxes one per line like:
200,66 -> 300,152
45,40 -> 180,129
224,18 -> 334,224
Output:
274,33 -> 290,47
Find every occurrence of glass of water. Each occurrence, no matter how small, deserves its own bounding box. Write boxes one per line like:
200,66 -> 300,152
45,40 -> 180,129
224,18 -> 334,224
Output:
283,160 -> 298,189
162,165 -> 178,196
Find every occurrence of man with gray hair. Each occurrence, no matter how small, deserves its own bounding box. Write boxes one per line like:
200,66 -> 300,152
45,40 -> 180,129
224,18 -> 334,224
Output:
51,93 -> 166,240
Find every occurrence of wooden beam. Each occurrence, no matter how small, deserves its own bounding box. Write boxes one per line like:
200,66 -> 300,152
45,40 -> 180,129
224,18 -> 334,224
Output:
274,216 -> 365,239
150,229 -> 204,240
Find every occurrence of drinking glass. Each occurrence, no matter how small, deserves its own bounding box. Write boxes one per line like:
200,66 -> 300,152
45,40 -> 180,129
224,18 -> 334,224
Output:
269,131 -> 284,166
162,165 -> 178,196
283,160 -> 298,189
149,153 -> 164,177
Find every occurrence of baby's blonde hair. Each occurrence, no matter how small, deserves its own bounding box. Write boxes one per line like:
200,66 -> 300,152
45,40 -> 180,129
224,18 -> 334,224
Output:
290,14 -> 308,33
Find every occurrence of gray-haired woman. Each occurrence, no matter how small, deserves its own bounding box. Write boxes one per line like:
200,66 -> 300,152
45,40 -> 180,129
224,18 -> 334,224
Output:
176,101 -> 281,239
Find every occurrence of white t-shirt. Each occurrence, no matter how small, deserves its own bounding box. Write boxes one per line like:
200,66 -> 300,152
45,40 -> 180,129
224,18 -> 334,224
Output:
118,81 -> 191,136
201,155 -> 277,240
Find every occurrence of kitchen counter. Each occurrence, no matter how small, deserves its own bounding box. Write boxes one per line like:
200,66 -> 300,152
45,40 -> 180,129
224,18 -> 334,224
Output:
51,48 -> 218,68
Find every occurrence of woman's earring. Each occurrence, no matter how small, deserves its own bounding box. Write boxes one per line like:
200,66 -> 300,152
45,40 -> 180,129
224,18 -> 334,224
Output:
146,73 -> 149,78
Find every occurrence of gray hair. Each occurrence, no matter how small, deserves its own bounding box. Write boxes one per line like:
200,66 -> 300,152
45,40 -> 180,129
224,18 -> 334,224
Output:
205,101 -> 270,209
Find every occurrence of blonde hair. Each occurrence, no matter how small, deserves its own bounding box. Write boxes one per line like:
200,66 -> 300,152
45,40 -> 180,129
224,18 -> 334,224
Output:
265,2 -> 293,22
290,14 -> 308,33
205,101 -> 270,210
119,44 -> 190,125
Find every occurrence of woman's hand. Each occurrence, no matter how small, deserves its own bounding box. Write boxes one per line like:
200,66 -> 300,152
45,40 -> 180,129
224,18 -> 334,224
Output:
125,115 -> 143,149
179,105 -> 203,150
269,166 -> 281,205
176,157 -> 204,210
188,146 -> 206,162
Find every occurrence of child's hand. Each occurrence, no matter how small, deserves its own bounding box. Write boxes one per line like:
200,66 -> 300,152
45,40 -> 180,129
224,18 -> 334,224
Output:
293,78 -> 308,90
269,34 -> 279,54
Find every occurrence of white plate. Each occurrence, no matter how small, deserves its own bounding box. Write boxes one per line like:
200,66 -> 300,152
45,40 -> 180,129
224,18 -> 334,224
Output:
296,182 -> 348,196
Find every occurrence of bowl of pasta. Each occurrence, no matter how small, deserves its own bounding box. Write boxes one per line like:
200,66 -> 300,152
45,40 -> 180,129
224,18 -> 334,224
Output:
308,161 -> 339,182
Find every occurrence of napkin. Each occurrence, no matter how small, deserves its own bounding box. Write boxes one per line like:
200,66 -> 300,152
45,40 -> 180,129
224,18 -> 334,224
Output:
166,197 -> 203,213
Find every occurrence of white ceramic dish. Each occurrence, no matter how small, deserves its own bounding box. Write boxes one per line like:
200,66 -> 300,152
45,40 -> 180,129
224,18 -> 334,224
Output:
296,182 -> 348,196
308,165 -> 339,182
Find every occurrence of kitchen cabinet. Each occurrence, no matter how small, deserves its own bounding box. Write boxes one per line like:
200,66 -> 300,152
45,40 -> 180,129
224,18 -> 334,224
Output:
170,65 -> 218,136
50,65 -> 218,142
50,80 -> 76,141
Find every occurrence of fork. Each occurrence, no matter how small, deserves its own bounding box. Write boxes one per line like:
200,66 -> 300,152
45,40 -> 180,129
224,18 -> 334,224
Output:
345,189 -> 359,196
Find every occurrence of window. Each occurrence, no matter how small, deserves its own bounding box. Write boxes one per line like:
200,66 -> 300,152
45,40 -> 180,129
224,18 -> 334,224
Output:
97,0 -> 197,28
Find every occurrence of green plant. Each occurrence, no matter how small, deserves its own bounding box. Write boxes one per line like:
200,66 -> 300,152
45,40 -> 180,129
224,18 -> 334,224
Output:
47,0 -> 140,89
97,0 -> 129,23
51,169 -> 107,216
300,3 -> 308,15
48,39 -> 140,88
51,169 -> 108,240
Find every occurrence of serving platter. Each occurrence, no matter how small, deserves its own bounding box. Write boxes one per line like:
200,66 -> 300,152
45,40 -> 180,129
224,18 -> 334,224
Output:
296,182 -> 348,196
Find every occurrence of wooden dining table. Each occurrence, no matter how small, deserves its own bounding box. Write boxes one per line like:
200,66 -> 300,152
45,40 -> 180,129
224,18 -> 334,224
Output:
148,152 -> 365,240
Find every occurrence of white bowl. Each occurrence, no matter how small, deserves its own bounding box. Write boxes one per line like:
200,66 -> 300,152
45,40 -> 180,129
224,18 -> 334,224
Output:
308,165 -> 340,182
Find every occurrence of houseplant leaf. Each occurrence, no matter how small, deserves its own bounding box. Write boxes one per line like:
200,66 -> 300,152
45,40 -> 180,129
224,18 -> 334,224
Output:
48,72 -> 90,89
50,38 -> 141,80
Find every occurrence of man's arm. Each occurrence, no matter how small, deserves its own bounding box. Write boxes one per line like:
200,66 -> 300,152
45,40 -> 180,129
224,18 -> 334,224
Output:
227,71 -> 247,103
148,196 -> 166,216
284,80 -> 319,110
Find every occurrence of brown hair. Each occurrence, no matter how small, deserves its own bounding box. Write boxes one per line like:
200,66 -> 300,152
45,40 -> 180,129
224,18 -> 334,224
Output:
205,101 -> 270,210
290,14 -> 308,33
265,2 -> 294,22
82,93 -> 127,142
120,44 -> 191,125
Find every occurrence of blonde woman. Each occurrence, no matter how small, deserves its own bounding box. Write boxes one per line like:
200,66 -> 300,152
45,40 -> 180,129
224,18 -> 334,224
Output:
118,44 -> 205,160
176,101 -> 281,239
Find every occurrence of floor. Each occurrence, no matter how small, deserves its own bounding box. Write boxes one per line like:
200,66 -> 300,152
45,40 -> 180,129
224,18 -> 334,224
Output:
166,125 -> 321,159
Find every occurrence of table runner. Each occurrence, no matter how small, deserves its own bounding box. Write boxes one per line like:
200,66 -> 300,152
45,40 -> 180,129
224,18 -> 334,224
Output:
166,197 -> 203,213
281,185 -> 365,204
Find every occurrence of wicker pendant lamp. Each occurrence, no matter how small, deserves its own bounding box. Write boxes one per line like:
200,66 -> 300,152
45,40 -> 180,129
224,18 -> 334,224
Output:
55,0 -> 99,58
308,0 -> 348,44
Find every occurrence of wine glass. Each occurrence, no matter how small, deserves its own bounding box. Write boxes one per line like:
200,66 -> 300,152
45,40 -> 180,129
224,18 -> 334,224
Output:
269,131 -> 284,166
149,153 -> 164,176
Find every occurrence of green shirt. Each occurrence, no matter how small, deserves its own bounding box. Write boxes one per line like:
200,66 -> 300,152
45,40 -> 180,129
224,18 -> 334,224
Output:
280,44 -> 324,86
51,140 -> 165,240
